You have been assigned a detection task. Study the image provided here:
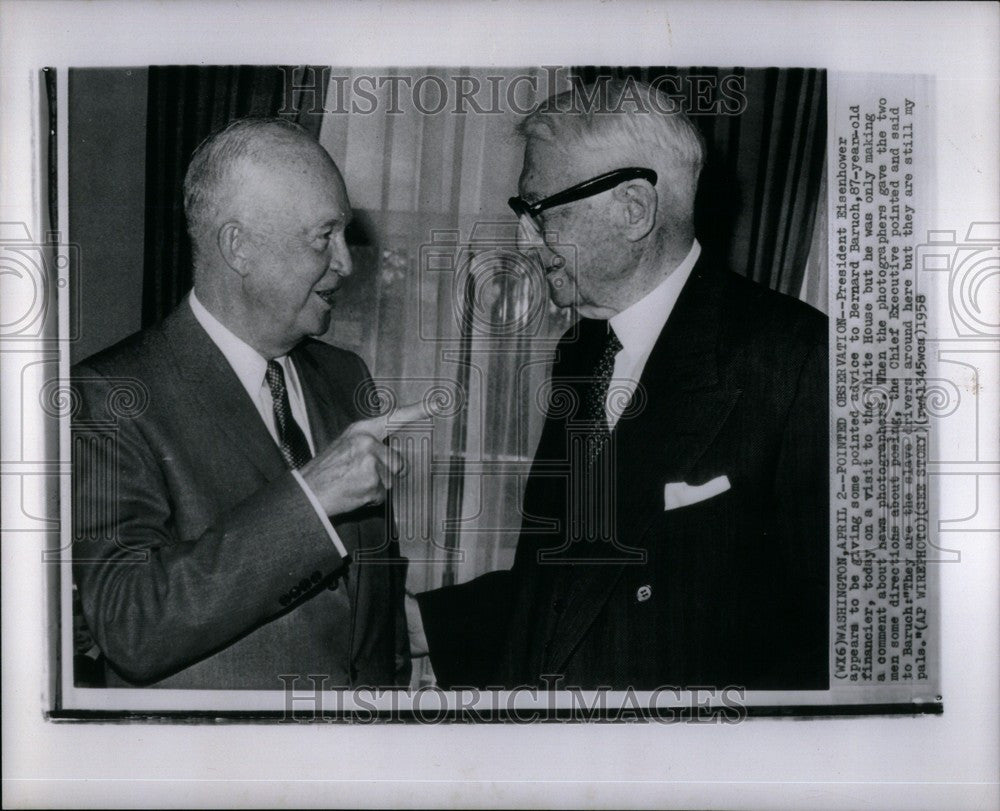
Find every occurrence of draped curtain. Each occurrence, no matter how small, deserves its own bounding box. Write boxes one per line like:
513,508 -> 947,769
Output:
317,70 -> 572,604
141,65 -> 329,326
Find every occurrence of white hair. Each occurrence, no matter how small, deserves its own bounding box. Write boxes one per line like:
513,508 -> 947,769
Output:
517,77 -> 706,221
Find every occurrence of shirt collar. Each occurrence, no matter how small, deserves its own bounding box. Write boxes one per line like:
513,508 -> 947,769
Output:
189,290 -> 281,396
609,239 -> 701,357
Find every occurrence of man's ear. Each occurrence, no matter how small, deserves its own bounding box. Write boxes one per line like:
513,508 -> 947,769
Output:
617,181 -> 658,242
217,221 -> 253,277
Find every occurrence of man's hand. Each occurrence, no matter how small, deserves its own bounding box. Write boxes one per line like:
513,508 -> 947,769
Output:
299,402 -> 431,517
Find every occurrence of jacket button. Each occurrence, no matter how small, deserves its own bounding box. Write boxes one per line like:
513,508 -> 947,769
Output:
636,584 -> 652,602
290,586 -> 301,598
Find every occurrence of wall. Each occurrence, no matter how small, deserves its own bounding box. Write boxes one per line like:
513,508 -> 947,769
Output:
68,68 -> 147,363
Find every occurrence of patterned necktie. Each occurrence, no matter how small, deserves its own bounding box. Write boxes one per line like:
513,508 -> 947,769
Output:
264,359 -> 313,469
582,321 -> 623,464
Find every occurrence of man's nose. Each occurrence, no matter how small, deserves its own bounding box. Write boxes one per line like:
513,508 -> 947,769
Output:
330,234 -> 353,278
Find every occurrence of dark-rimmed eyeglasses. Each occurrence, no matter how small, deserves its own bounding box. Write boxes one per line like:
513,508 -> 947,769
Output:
508,167 -> 658,222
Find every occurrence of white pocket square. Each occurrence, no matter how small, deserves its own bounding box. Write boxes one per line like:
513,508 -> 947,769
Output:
663,475 -> 731,511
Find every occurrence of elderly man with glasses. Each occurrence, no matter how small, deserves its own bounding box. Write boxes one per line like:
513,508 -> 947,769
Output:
416,79 -> 830,692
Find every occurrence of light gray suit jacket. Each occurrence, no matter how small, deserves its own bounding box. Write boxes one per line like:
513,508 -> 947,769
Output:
72,299 -> 409,689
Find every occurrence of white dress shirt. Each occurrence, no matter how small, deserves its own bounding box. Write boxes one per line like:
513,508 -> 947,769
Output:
605,240 -> 702,429
189,291 -> 349,558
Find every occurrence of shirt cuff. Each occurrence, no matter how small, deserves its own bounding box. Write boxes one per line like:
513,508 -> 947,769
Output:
291,469 -> 350,560
405,590 -> 430,658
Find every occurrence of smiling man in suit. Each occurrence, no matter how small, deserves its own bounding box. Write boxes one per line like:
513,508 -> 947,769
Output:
417,79 -> 829,691
72,118 -> 427,689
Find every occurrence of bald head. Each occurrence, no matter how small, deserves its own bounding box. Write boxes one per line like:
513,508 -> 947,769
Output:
183,117 -> 354,358
184,118 -> 339,267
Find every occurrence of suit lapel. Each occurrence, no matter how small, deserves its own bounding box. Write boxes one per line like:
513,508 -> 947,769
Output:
164,301 -> 372,671
162,300 -> 287,482
618,259 -> 741,533
545,261 -> 742,674
613,262 -> 742,543
291,343 -> 355,453
291,344 -> 364,546
164,301 -> 355,471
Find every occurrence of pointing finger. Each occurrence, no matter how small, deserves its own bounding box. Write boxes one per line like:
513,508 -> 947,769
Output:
387,401 -> 434,431
350,400 -> 433,440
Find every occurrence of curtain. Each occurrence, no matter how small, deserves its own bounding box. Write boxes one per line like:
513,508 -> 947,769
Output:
141,65 -> 329,326
317,70 -> 577,685
319,67 -> 572,570
575,66 -> 827,301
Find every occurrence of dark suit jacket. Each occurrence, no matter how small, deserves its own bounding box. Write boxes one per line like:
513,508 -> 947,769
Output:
72,298 -> 410,689
419,258 -> 829,690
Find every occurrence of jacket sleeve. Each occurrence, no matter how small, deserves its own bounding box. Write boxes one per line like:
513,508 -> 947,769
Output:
408,408 -> 519,688
71,366 -> 348,684
415,570 -> 515,689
